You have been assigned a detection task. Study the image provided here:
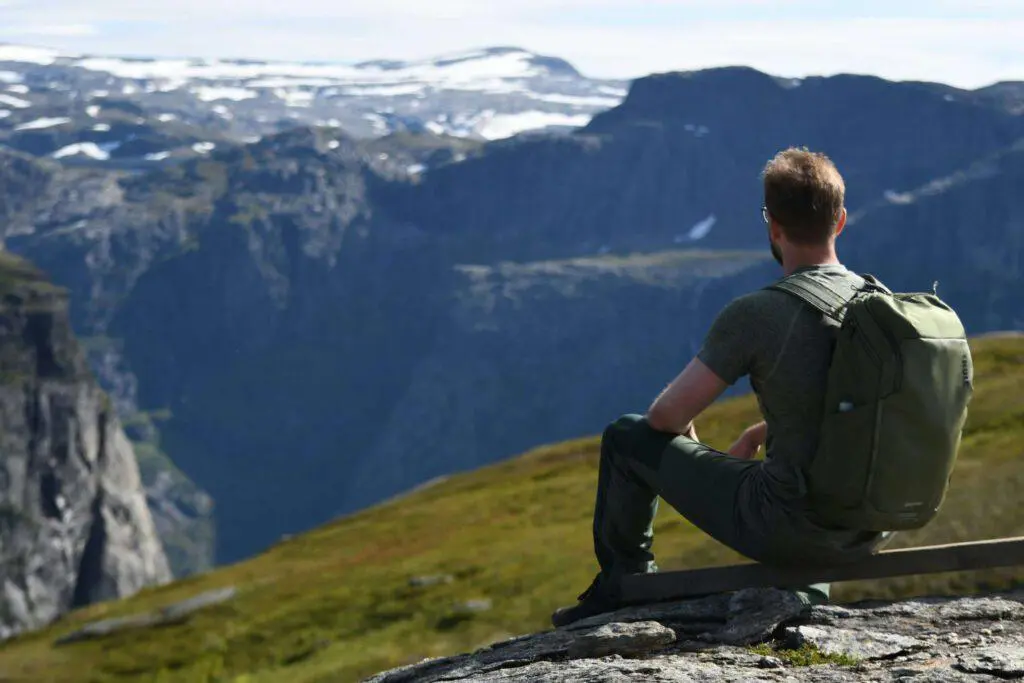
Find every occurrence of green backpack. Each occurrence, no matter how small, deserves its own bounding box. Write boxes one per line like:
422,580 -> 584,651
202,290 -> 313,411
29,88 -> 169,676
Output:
769,270 -> 974,531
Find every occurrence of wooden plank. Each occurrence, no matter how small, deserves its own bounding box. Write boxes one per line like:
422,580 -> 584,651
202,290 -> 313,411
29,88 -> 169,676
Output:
619,536 -> 1024,604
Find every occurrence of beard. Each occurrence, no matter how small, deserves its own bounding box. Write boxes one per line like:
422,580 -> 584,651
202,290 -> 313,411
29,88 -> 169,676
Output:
768,229 -> 784,266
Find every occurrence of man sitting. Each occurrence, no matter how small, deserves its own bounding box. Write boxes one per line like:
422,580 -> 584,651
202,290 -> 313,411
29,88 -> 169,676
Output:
552,147 -> 894,627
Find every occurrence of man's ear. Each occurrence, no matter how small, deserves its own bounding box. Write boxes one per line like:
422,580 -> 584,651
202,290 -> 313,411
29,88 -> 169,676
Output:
834,208 -> 848,237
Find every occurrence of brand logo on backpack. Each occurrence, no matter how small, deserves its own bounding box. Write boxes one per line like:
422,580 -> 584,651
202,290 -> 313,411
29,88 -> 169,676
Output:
961,353 -> 972,387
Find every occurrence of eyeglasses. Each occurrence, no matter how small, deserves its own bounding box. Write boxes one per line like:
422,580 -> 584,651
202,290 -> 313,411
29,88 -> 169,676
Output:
761,205 -> 770,225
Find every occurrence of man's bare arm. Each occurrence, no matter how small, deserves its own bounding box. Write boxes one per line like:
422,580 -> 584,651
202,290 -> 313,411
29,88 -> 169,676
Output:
646,357 -> 729,437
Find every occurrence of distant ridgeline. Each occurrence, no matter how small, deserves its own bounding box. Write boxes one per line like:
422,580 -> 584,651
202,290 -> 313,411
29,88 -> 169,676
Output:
0,63 -> 1022,567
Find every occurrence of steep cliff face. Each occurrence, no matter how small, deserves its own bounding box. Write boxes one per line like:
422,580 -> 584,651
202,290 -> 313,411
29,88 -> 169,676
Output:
0,252 -> 170,639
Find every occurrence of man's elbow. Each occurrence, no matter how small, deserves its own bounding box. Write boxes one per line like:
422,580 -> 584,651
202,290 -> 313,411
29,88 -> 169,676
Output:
645,407 -> 678,434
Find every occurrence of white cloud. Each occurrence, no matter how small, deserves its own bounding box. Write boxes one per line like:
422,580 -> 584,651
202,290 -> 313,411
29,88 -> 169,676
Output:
0,24 -> 97,36
0,0 -> 771,22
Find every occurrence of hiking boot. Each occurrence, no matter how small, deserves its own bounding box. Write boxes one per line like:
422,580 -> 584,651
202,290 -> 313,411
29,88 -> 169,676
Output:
550,575 -> 622,628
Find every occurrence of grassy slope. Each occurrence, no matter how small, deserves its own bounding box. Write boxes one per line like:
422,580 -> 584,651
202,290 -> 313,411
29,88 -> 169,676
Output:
0,335 -> 1022,683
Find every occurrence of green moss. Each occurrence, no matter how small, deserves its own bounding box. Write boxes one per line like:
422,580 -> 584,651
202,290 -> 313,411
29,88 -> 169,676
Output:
0,336 -> 1019,682
0,251 -> 62,296
0,503 -> 33,526
190,161 -> 228,192
365,131 -> 483,155
179,234 -> 201,253
749,643 -> 859,667
0,370 -> 31,385
228,199 -> 270,227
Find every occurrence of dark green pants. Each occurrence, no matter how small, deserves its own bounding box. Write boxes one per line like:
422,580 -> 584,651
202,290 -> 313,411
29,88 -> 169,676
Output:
594,414 -> 888,602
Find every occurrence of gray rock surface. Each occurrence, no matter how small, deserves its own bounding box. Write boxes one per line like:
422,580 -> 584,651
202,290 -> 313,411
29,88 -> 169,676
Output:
567,621 -> 676,659
409,575 -> 455,588
784,625 -> 924,660
0,253 -> 171,639
711,587 -> 808,645
957,645 -> 1024,678
365,587 -> 1024,682
54,586 -> 237,644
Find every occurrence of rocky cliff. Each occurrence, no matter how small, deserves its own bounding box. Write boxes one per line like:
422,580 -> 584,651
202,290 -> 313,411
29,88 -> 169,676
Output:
367,587 -> 1024,682
0,251 -> 170,639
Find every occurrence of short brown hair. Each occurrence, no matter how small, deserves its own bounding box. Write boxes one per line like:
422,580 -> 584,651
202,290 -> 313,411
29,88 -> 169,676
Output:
762,147 -> 845,245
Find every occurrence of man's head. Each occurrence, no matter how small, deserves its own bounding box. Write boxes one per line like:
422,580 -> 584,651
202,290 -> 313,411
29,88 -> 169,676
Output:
761,148 -> 847,266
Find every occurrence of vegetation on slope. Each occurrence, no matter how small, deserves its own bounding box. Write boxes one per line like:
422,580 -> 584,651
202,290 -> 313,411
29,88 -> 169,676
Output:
0,250 -> 62,296
0,335 -> 1021,683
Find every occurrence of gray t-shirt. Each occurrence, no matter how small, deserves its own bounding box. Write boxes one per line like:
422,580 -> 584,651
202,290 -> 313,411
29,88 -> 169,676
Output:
697,264 -> 860,503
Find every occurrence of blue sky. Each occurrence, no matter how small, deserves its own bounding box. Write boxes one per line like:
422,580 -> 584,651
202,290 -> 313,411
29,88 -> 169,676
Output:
0,0 -> 1020,88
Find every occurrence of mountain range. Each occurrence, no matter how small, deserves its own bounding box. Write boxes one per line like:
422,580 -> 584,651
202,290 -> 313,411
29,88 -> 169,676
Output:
0,43 -> 1022,570
0,43 -> 624,169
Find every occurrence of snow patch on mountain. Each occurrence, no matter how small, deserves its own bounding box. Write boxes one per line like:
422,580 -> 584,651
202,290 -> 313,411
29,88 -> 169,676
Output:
249,77 -> 335,89
14,116 -> 70,131
194,86 -> 259,102
277,90 -> 315,107
0,44 -> 58,65
885,190 -> 916,205
526,93 -> 622,107
479,111 -> 592,139
0,93 -> 30,109
52,141 -> 117,160
687,215 -> 717,241
0,71 -> 22,84
363,113 -> 389,134
343,83 -> 426,97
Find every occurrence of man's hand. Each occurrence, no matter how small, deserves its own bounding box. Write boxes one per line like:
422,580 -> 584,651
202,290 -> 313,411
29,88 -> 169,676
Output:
682,423 -> 698,442
727,421 -> 767,460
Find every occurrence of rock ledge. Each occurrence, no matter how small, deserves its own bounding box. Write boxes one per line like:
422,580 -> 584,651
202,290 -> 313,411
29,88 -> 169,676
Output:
366,588 -> 1024,682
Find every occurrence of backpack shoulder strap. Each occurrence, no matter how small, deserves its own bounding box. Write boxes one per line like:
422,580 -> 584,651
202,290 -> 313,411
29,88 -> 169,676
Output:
767,269 -> 871,322
860,273 -> 893,295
